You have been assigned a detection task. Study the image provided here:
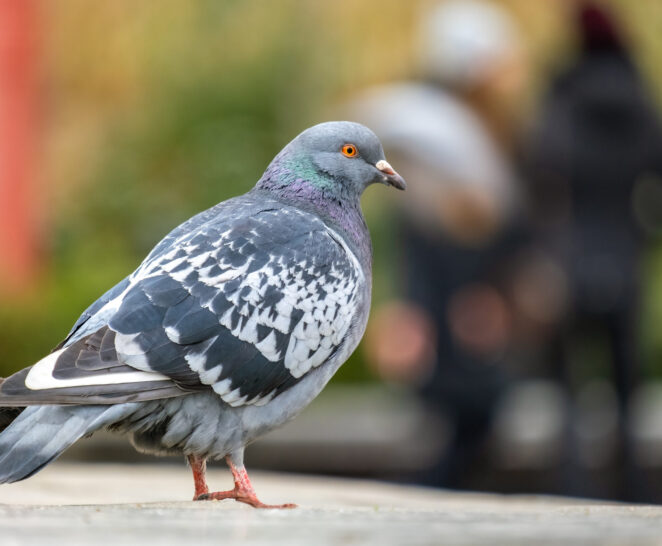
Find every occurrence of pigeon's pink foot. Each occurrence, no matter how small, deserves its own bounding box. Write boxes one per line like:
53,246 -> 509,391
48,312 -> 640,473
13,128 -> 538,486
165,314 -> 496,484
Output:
195,488 -> 297,509
188,454 -> 297,509
188,454 -> 209,498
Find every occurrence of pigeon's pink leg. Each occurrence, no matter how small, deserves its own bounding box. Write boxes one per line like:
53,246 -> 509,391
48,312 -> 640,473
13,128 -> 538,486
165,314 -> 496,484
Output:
193,454 -> 296,509
188,454 -> 210,499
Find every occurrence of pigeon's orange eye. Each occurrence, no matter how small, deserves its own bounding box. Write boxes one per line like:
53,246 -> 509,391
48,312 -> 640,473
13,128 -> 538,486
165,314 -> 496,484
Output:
341,144 -> 358,158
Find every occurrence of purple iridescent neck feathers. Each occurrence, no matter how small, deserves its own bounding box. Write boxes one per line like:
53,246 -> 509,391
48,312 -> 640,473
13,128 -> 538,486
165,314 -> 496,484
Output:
254,151 -> 372,270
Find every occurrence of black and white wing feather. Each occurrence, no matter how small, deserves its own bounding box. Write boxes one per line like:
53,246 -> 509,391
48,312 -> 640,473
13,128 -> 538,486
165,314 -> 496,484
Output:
0,197 -> 365,408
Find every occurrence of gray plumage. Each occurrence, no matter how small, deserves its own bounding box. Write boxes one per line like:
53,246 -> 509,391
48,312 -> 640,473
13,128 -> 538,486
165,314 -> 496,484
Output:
0,404 -> 137,483
0,121 -> 405,498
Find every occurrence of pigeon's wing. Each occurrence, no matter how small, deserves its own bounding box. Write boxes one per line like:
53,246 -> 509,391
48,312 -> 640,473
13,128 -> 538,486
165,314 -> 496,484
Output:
54,278 -> 131,351
0,204 -> 365,407
54,203 -> 226,351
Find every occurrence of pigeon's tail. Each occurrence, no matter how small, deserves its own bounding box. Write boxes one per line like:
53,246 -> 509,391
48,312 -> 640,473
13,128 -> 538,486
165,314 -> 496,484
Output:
0,403 -> 136,483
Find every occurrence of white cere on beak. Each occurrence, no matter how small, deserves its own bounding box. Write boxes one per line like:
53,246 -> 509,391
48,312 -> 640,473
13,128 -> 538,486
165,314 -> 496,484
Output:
375,160 -> 396,175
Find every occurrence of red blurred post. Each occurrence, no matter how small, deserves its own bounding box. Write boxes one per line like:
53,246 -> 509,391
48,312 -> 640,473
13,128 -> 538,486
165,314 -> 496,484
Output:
0,0 -> 40,294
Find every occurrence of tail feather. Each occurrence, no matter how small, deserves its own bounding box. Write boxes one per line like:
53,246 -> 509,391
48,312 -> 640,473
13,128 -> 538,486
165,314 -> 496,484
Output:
0,403 -> 137,483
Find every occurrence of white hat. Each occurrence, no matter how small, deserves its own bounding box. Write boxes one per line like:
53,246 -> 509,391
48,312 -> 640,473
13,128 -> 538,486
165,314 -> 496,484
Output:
418,0 -> 521,87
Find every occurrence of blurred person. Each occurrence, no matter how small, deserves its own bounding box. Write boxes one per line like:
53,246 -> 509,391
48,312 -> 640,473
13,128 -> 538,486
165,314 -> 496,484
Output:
525,1 -> 662,500
349,0 -> 537,488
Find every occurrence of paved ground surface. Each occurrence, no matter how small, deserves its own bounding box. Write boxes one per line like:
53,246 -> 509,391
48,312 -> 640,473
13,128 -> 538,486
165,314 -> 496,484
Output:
0,463 -> 661,546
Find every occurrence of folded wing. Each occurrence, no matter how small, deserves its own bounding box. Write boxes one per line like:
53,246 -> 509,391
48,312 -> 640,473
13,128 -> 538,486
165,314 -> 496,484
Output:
0,204 -> 363,408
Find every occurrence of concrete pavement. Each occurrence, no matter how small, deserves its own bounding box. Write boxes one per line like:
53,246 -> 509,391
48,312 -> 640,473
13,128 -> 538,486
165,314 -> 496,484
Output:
0,462 -> 661,546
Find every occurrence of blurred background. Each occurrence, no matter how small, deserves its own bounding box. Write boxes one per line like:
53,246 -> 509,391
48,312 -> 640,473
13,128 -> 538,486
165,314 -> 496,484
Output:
2,0 -> 662,502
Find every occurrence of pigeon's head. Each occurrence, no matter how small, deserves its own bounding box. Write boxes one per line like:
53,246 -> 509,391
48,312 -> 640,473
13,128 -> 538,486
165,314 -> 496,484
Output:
259,121 -> 406,200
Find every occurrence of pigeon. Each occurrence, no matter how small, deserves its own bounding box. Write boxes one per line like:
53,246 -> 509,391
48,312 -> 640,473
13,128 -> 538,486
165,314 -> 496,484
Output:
0,121 -> 405,508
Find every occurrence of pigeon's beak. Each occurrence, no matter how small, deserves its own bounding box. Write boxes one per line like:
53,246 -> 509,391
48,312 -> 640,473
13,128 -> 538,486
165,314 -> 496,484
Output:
375,160 -> 406,191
